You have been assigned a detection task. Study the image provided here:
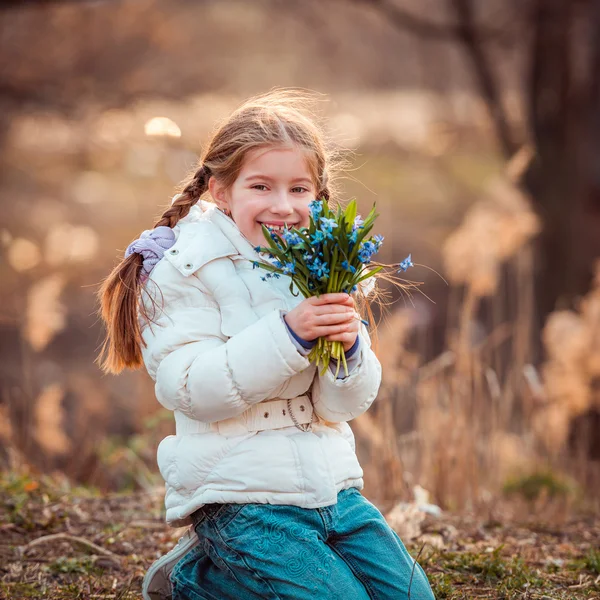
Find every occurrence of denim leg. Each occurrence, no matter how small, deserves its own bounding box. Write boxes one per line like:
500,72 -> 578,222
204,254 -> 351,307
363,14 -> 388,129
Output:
171,542 -> 260,600
195,501 -> 371,600
327,488 -> 435,600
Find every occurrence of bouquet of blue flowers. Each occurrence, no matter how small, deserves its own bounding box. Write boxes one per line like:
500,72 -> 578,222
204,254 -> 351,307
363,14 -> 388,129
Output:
253,199 -> 413,377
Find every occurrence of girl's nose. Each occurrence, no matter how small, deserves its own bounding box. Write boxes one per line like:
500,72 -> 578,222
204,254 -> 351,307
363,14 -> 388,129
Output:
271,192 -> 294,216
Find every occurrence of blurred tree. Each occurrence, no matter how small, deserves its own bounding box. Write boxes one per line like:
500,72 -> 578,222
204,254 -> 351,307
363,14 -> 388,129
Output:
0,0 -> 431,151
354,0 -> 600,346
0,0 -> 222,152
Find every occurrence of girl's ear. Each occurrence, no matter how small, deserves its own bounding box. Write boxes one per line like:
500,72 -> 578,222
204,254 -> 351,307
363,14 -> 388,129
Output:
208,175 -> 230,212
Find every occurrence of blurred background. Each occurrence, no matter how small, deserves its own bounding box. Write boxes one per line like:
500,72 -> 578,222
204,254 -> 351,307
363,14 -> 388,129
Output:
1,0 -> 599,518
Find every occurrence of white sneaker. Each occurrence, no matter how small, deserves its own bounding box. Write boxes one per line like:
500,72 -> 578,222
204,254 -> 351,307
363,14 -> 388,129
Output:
142,526 -> 200,600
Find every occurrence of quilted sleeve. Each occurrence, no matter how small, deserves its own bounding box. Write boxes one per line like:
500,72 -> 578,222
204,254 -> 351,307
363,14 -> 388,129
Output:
310,322 -> 382,422
140,265 -> 311,423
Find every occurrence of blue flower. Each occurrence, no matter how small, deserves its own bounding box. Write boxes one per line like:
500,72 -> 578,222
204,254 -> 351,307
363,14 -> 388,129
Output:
282,230 -> 302,246
253,246 -> 262,253
307,256 -> 329,280
252,261 -> 260,269
353,216 -> 364,230
282,261 -> 296,275
319,217 -> 337,233
341,260 -> 357,274
357,237 -> 383,264
260,271 -> 281,281
309,200 -> 323,221
310,230 -> 326,245
358,240 -> 377,264
273,260 -> 283,269
398,254 -> 414,272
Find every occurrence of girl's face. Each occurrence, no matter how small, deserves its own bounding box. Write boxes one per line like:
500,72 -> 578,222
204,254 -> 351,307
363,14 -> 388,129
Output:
210,146 -> 316,247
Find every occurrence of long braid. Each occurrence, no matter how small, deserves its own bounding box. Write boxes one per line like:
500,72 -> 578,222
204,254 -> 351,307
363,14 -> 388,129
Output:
155,165 -> 210,228
97,164 -> 211,373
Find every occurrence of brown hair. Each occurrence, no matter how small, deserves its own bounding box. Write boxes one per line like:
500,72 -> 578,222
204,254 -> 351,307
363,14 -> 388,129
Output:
97,89 -> 342,373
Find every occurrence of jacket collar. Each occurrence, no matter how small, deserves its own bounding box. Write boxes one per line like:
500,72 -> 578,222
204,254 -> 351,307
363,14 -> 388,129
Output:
162,200 -> 262,277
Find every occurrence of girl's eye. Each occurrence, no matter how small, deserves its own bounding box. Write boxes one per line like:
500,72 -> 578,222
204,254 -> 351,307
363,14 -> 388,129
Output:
291,186 -> 309,194
252,184 -> 268,191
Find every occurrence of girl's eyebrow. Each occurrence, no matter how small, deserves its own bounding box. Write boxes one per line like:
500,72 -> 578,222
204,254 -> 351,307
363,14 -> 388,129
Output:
245,174 -> 313,185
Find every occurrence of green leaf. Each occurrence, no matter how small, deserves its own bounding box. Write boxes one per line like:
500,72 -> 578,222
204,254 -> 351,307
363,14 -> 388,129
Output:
289,281 -> 300,297
252,261 -> 279,273
327,246 -> 339,292
352,265 -> 383,285
344,199 -> 357,232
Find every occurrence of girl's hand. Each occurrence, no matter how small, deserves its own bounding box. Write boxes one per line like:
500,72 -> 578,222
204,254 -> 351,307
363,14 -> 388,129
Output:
284,293 -> 359,353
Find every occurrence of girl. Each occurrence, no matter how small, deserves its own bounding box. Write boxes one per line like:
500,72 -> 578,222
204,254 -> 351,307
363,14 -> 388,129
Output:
98,90 -> 434,600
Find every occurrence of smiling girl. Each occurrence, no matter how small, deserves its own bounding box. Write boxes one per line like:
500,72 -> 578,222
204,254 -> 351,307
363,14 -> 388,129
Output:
98,90 -> 434,600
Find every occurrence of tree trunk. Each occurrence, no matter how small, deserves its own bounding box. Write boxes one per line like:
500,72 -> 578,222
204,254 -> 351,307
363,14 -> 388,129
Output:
524,0 -> 577,341
524,0 -> 600,346
584,0 -> 600,267
450,0 -> 517,159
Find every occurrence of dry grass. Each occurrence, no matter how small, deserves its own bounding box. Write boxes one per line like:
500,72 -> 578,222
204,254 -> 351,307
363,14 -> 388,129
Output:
356,147 -> 599,517
420,514 -> 600,599
1,467 -> 598,599
535,263 -> 600,454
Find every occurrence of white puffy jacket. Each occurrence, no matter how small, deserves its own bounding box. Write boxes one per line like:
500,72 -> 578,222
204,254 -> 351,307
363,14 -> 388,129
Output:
141,200 -> 382,526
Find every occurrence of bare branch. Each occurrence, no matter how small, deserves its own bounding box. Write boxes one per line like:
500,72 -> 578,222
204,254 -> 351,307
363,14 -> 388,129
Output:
449,0 -> 517,157
353,0 -> 518,156
0,0 -> 104,10
351,0 -> 515,47
20,533 -> 122,564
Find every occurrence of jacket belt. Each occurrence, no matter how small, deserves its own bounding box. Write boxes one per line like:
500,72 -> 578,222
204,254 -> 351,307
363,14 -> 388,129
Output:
213,395 -> 314,436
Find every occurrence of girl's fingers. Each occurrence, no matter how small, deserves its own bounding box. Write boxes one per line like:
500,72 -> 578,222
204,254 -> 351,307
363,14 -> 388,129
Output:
313,305 -> 354,317
318,321 -> 359,336
315,324 -> 351,337
313,312 -> 354,326
312,293 -> 353,305
325,332 -> 357,344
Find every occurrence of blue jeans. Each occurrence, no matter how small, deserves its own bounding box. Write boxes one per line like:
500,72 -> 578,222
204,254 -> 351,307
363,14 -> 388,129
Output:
171,487 -> 435,600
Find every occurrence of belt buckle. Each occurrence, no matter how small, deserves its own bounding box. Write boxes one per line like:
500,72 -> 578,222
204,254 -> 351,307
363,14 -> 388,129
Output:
287,397 -> 314,432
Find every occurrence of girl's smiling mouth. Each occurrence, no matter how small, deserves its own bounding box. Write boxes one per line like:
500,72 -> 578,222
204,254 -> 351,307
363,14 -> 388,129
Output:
258,222 -> 299,233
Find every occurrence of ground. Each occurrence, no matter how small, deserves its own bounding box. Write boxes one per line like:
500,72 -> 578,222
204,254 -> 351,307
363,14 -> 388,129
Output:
0,473 -> 598,599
